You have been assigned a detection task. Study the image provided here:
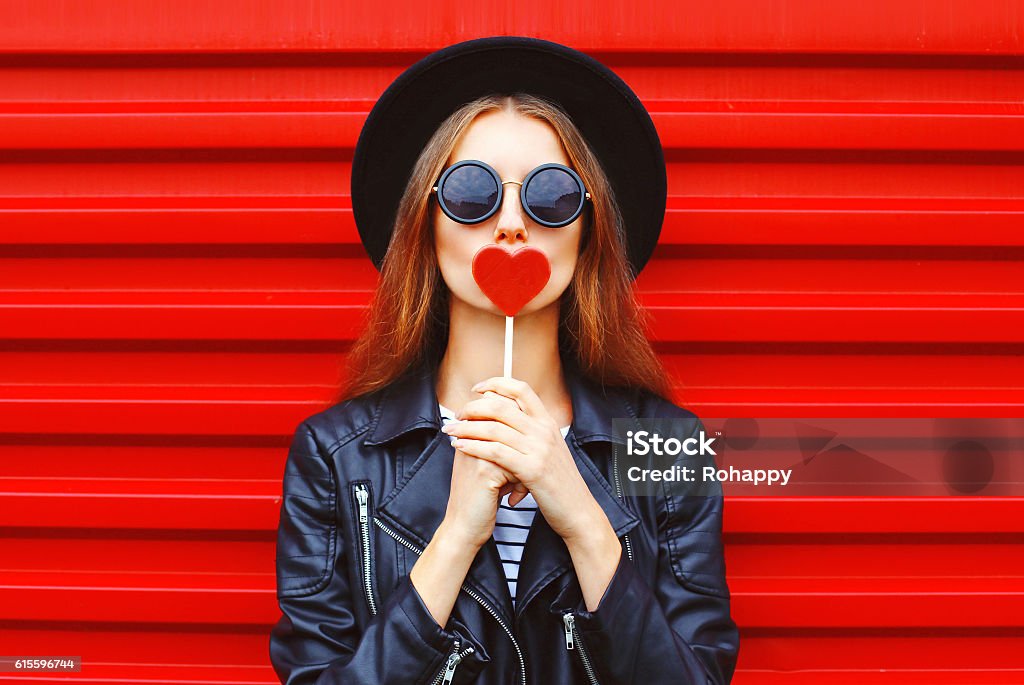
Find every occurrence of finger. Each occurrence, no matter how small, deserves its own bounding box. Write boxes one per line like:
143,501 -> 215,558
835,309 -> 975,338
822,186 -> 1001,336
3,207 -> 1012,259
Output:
457,396 -> 530,433
454,443 -> 519,481
507,482 -> 531,507
471,377 -> 550,424
452,437 -> 523,475
442,418 -> 527,453
479,391 -> 530,429
498,480 -> 528,500
480,389 -> 519,408
490,466 -> 526,502
454,447 -> 521,493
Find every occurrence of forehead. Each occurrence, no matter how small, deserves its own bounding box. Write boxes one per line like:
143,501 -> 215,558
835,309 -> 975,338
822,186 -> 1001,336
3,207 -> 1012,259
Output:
449,110 -> 570,176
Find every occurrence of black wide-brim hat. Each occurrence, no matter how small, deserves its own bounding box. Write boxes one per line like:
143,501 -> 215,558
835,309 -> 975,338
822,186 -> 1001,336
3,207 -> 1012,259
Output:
351,35 -> 667,278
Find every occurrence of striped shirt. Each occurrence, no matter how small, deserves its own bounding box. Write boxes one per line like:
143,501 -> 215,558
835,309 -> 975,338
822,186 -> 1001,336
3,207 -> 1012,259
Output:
439,403 -> 570,607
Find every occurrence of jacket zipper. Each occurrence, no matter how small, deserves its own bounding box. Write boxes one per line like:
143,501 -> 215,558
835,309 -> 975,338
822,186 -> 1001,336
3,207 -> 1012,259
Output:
375,517 -> 527,685
562,612 -> 600,685
352,483 -> 378,616
430,638 -> 476,685
611,447 -> 634,564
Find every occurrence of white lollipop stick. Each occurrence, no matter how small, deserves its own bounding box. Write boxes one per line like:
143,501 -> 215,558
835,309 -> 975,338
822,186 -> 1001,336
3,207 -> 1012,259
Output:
503,315 -> 513,378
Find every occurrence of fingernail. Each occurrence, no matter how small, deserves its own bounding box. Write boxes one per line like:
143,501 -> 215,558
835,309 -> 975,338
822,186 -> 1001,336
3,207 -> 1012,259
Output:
441,423 -> 453,433
471,382 -> 484,392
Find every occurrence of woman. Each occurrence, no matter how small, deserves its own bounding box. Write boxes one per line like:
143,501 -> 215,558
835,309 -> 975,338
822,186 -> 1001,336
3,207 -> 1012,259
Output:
270,36 -> 739,685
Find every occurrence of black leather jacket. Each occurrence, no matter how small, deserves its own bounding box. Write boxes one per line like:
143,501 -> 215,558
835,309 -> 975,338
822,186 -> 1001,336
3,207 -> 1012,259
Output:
269,360 -> 740,684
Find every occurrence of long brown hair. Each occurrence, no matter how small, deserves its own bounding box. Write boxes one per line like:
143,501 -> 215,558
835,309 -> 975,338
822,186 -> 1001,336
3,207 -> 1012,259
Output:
341,93 -> 670,401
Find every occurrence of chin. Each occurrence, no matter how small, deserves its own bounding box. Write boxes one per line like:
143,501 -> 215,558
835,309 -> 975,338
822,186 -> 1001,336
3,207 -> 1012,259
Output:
449,290 -> 504,317
518,297 -> 561,318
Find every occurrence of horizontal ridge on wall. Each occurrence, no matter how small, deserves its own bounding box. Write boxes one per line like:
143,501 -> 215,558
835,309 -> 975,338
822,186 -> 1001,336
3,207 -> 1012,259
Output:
0,1 -> 1020,54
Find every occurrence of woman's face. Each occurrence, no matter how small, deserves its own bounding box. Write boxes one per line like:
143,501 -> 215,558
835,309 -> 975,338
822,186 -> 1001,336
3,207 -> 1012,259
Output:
433,110 -> 583,318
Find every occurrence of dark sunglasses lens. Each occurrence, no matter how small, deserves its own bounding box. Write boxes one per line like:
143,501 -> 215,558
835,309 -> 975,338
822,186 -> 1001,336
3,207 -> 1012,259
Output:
525,167 -> 583,225
440,164 -> 499,222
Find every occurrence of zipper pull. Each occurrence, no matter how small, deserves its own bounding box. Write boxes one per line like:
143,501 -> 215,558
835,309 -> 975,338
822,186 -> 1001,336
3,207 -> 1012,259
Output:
441,640 -> 462,685
562,612 -> 575,650
355,485 -> 368,524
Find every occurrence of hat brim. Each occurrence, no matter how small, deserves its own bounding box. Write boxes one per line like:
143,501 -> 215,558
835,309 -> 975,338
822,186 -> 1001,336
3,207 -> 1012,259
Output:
351,35 -> 666,277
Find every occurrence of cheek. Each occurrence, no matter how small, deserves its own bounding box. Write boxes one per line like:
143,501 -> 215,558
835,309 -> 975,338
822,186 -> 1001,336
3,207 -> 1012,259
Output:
434,223 -> 484,286
434,218 -> 461,267
544,232 -> 582,293
550,253 -> 577,292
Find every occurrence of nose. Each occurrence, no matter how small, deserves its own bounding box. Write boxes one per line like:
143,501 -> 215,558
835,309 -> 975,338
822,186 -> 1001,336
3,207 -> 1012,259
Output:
493,181 -> 528,246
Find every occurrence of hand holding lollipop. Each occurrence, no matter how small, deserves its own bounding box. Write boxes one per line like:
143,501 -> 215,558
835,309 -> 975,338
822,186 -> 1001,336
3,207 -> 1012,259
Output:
464,243 -> 551,505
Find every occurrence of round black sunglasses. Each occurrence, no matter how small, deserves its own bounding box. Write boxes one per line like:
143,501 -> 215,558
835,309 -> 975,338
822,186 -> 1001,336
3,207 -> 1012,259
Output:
430,159 -> 591,228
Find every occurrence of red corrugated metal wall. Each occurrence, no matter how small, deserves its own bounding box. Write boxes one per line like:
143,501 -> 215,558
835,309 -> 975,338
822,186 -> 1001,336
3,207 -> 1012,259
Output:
1,1 -> 1022,682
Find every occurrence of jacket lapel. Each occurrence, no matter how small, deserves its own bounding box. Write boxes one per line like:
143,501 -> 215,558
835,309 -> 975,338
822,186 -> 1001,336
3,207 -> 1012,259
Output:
368,359 -> 643,628
512,362 -> 643,620
369,364 -> 515,624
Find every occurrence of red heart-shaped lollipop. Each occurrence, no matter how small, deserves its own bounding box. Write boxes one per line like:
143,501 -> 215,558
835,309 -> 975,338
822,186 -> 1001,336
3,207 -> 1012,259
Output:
471,244 -> 552,317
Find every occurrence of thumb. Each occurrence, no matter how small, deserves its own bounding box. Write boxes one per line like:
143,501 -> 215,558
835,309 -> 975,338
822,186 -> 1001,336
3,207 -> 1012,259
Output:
507,483 -> 530,507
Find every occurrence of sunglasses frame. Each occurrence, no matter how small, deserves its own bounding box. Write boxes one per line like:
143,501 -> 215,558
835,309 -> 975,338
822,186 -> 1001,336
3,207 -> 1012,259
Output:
430,159 -> 591,228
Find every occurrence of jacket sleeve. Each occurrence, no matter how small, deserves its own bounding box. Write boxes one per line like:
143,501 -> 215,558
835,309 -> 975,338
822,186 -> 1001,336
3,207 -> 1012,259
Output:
562,414 -> 740,685
268,420 -> 490,685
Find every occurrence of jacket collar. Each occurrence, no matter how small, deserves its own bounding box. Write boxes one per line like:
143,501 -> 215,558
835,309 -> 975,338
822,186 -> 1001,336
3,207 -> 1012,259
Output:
364,355 -> 643,448
369,357 -> 642,626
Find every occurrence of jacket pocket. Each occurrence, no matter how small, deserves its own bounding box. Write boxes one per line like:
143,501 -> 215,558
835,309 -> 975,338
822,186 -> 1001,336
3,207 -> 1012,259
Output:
561,610 -> 601,685
430,637 -> 477,685
663,486 -> 731,599
350,480 -> 380,615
